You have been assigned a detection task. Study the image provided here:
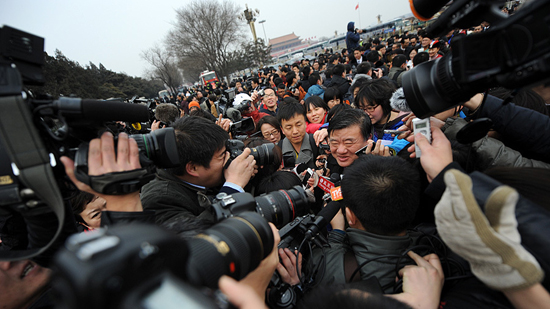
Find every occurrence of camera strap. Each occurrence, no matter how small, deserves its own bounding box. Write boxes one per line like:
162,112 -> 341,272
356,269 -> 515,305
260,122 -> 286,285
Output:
0,64 -> 65,260
73,142 -> 156,195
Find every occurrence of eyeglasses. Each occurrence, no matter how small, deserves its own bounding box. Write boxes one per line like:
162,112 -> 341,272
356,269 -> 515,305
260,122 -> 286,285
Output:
263,130 -> 280,138
359,105 -> 379,113
264,93 -> 276,97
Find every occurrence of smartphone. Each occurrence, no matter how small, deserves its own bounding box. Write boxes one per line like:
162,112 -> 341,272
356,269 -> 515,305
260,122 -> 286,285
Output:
383,129 -> 405,135
412,118 -> 431,158
301,168 -> 314,186
355,142 -> 374,155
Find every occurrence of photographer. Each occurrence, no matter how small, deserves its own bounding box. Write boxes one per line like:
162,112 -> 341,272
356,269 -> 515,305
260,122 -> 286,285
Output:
0,131 -> 153,309
140,116 -> 257,225
345,22 -> 362,51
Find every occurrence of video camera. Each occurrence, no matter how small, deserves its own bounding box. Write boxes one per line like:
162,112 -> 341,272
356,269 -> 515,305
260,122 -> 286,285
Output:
267,201 -> 342,309
403,0 -> 550,118
0,26 -> 179,260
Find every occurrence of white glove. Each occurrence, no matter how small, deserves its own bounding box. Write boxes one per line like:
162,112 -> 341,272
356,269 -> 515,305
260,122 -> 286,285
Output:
434,169 -> 543,291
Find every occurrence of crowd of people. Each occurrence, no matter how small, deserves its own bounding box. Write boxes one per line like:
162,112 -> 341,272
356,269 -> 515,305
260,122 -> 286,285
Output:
2,1 -> 550,308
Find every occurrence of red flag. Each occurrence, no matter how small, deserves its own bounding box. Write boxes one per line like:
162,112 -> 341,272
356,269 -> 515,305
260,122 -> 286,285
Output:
355,3 -> 359,10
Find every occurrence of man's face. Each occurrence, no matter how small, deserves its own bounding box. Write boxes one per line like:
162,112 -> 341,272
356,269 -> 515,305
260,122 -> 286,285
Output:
329,124 -> 368,168
392,44 -> 398,51
354,50 -> 362,60
281,114 -> 307,146
196,147 -> 228,188
252,81 -> 258,88
0,260 -> 51,308
429,47 -> 440,58
80,196 -> 107,229
277,88 -> 286,97
422,37 -> 431,48
293,66 -> 300,75
379,47 -> 386,55
262,89 -> 277,109
313,62 -> 319,71
411,37 -> 417,45
473,25 -> 483,33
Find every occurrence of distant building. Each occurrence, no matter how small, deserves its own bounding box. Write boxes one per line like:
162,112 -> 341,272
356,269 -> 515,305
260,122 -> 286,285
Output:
269,33 -> 302,54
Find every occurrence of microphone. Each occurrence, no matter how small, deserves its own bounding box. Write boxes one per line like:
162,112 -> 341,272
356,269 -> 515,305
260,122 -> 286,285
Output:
53,97 -> 150,122
225,107 -> 242,122
409,0 -> 450,21
390,87 -> 412,112
329,173 -> 342,187
304,201 -> 341,240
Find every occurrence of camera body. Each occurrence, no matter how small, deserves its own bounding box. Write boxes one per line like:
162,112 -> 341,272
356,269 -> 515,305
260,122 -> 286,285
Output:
54,212 -> 275,307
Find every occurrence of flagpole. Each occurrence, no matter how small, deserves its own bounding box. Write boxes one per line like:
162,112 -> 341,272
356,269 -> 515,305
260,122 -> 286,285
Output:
358,4 -> 361,29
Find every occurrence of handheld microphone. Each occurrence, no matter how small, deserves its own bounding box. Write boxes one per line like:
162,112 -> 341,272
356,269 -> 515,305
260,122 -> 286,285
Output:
329,173 -> 342,187
390,87 -> 411,112
304,201 -> 341,241
53,97 -> 150,122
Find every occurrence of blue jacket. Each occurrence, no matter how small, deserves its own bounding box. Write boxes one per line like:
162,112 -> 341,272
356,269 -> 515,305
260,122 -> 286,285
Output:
346,22 -> 360,50
372,114 -> 410,155
304,84 -> 325,100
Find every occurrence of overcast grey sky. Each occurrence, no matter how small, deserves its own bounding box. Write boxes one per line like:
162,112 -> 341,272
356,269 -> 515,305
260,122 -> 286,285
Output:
1,0 -> 413,77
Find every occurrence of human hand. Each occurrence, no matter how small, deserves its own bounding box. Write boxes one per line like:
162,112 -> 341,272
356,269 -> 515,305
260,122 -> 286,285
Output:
250,90 -> 260,104
313,128 -> 328,146
396,113 -> 415,140
390,251 -> 444,309
219,276 -> 268,309
406,126 -> 452,182
365,139 -> 391,156
315,155 -> 327,168
238,223 -> 280,301
374,69 -> 383,79
435,170 -> 543,291
216,114 -> 232,132
277,248 -> 303,286
151,120 -> 165,132
224,148 -> 256,188
60,132 -> 143,212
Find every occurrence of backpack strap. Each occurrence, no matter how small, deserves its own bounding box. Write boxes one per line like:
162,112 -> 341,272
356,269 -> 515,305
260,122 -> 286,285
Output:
392,69 -> 403,82
308,133 -> 319,160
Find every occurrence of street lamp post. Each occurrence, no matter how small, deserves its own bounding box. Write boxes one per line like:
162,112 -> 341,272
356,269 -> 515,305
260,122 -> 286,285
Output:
259,20 -> 267,44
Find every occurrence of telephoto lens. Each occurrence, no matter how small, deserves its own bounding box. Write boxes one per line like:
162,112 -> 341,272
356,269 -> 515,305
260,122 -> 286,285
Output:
226,139 -> 277,167
249,143 -> 275,166
186,212 -> 275,289
212,186 -> 310,229
255,186 -> 309,228
129,127 -> 180,168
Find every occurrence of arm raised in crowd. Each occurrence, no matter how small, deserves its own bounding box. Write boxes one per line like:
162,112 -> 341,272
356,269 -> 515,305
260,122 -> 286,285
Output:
465,94 -> 550,163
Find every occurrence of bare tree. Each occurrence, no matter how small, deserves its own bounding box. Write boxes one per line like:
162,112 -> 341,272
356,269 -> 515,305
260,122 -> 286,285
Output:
166,0 -> 245,79
141,47 -> 183,94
